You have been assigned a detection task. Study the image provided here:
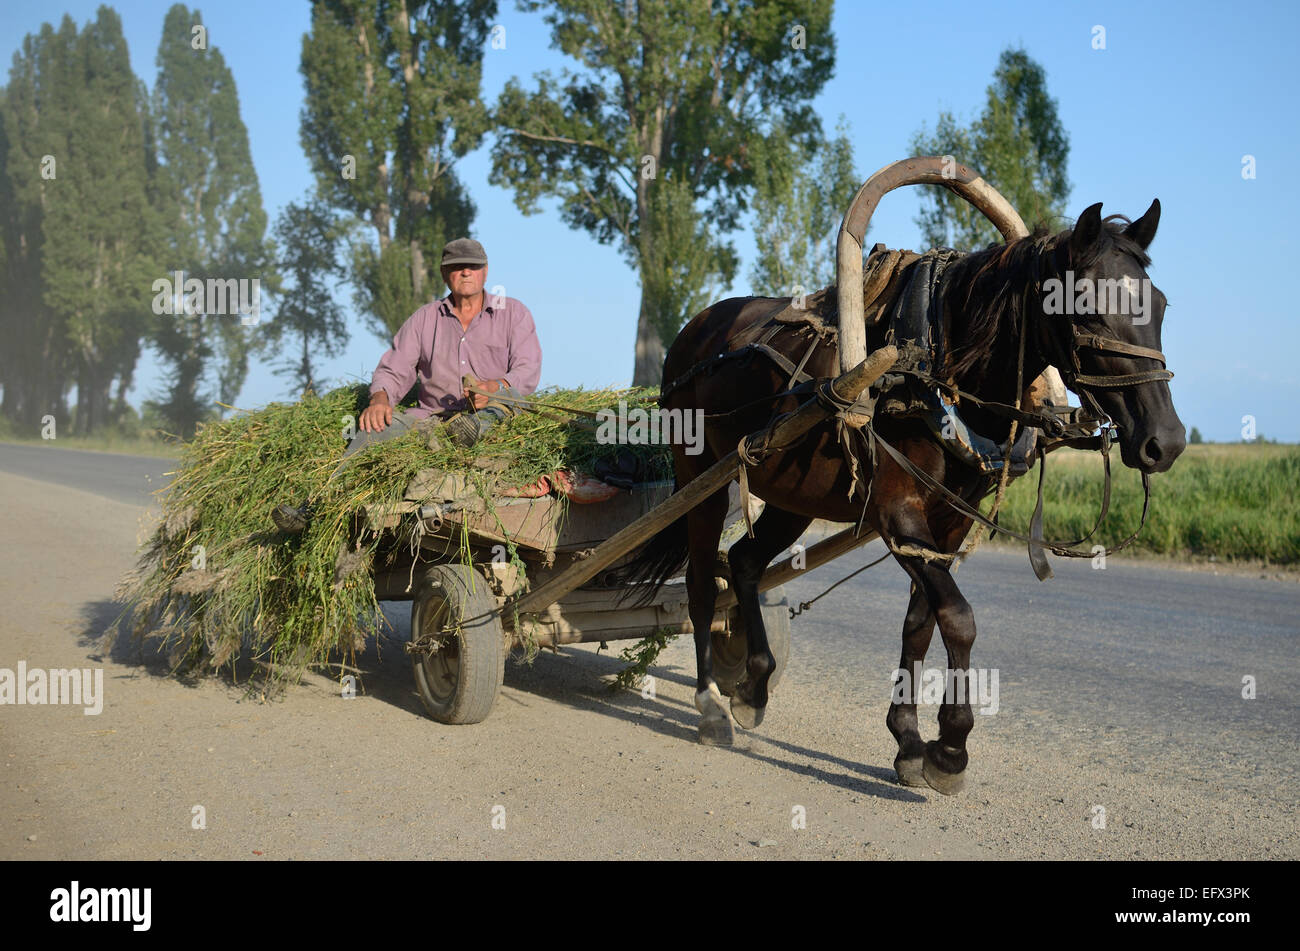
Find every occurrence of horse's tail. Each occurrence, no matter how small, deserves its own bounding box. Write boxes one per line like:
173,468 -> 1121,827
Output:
612,506 -> 690,607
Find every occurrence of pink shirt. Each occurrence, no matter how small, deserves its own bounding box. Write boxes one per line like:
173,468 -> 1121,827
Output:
369,294 -> 542,419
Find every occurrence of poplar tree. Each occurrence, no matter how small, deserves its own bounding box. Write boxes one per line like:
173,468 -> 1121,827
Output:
490,0 -> 835,385
150,4 -> 273,438
0,11 -> 156,434
299,0 -> 496,341
0,38 -> 69,431
911,47 -> 1071,250
748,118 -> 858,297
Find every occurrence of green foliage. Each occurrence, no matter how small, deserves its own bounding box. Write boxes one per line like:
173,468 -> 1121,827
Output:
639,174 -> 738,345
911,47 -> 1071,250
111,383 -> 673,687
0,10 -> 157,434
299,0 -> 494,341
149,4 -> 275,440
490,0 -> 836,383
263,196 -> 351,396
608,627 -> 679,694
749,117 -> 858,296
1189,426 -> 1203,445
995,446 -> 1300,565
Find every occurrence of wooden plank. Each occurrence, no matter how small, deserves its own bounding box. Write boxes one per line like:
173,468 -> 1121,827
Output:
510,346 -> 897,616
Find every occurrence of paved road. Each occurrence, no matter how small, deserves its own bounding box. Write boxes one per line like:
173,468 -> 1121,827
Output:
1,445 -> 1296,859
0,442 -> 173,506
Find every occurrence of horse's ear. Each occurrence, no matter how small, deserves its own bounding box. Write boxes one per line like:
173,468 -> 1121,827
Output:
1069,203 -> 1104,257
1124,198 -> 1161,250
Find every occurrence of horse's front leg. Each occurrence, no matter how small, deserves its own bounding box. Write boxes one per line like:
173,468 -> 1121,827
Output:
726,504 -> 811,730
903,559 -> 976,794
888,581 -> 937,786
687,488 -> 733,746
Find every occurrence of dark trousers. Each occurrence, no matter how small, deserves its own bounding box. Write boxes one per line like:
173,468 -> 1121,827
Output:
328,388 -> 522,480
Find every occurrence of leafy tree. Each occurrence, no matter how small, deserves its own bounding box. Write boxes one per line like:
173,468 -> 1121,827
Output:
1189,426 -> 1203,445
263,196 -> 351,396
911,47 -> 1070,250
149,4 -> 274,438
749,117 -> 857,297
299,0 -> 495,342
0,11 -> 157,435
0,38 -> 70,432
490,0 -> 836,385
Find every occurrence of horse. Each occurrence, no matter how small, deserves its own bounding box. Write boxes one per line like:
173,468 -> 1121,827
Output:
619,197 -> 1185,795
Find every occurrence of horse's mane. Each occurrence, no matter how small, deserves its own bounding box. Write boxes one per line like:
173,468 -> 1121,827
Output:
942,216 -> 1150,382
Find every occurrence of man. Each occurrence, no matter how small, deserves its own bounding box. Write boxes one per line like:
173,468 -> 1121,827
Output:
272,237 -> 542,533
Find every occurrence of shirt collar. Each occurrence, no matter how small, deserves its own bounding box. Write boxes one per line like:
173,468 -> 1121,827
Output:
439,293 -> 496,317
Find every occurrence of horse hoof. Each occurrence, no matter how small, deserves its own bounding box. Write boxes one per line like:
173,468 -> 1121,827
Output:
730,694 -> 765,731
894,755 -> 927,787
922,742 -> 966,795
698,715 -> 735,747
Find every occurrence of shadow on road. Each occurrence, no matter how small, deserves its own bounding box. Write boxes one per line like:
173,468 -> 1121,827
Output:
76,594 -> 920,801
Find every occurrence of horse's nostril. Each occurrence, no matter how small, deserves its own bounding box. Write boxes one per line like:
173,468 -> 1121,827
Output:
1139,430 -> 1186,470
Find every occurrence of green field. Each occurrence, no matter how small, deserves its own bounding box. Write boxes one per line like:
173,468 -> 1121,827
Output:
990,443 -> 1299,566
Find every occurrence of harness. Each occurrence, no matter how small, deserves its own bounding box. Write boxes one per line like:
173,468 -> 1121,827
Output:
660,242 -> 1174,580
864,245 -> 1173,578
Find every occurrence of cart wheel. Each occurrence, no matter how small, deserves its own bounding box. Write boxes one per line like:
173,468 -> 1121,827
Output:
713,585 -> 790,698
410,564 -> 505,724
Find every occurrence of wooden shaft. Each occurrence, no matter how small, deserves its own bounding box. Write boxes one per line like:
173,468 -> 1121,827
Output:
511,346 -> 897,616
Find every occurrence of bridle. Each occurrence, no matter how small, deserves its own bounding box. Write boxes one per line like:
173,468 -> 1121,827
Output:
861,244 -> 1176,579
1033,247 -> 1174,433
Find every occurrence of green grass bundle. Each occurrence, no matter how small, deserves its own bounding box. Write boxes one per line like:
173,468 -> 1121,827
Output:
109,383 -> 671,688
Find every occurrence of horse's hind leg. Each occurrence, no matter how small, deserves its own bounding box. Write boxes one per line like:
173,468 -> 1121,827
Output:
686,486 -> 735,746
727,504 -> 811,730
888,582 -> 937,786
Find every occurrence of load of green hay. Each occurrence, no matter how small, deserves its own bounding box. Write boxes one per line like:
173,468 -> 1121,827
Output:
109,382 -> 671,689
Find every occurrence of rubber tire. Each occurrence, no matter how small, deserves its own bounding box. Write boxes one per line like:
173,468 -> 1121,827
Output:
410,564 -> 505,724
713,585 -> 791,698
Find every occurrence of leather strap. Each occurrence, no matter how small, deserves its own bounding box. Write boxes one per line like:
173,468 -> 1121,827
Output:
868,419 -> 1152,568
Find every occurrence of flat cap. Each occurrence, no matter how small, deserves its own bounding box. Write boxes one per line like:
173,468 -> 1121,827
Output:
441,237 -> 488,267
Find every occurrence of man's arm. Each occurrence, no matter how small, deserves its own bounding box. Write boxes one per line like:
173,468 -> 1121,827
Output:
365,307 -> 427,430
501,302 -> 542,395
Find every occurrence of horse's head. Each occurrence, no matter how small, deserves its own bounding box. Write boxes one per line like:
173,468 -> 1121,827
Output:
1039,200 -> 1185,473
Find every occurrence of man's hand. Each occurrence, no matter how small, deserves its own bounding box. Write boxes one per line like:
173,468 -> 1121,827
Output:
360,391 -> 393,432
462,376 -> 500,411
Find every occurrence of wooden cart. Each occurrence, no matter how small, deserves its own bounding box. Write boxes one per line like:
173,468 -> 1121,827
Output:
364,346 -> 898,725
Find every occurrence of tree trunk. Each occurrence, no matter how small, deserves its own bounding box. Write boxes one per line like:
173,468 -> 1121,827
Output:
632,287 -> 665,387
410,237 -> 425,303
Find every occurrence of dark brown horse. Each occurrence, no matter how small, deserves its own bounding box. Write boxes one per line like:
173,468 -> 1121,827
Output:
621,196 -> 1184,795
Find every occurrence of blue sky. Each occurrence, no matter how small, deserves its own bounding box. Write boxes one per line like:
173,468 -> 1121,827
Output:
3,0 -> 1298,440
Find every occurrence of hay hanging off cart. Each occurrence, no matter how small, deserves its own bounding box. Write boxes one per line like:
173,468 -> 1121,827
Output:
109,383 -> 671,688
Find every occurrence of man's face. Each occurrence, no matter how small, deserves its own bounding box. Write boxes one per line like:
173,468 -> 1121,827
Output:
443,263 -> 486,298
